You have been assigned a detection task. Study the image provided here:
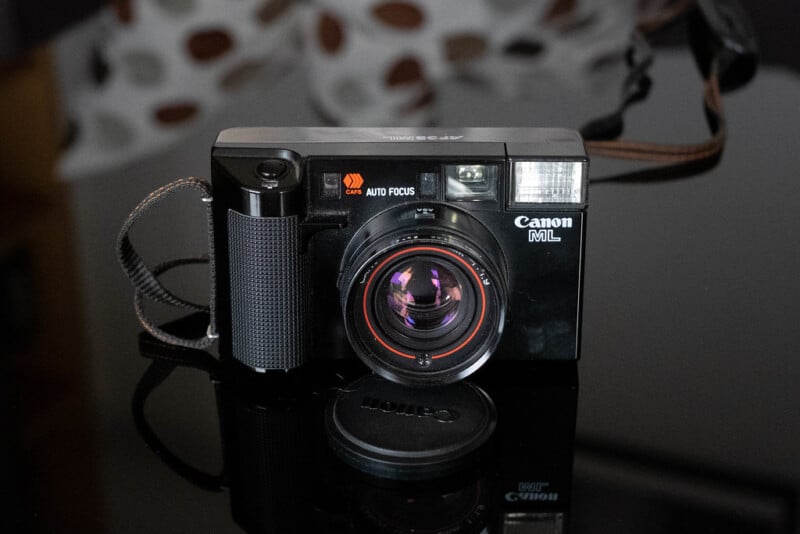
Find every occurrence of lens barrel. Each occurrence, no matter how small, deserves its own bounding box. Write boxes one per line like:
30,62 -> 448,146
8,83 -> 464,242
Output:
340,205 -> 507,386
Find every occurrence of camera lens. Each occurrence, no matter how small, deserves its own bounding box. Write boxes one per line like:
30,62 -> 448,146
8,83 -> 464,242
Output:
382,258 -> 465,333
373,252 -> 478,354
340,204 -> 507,386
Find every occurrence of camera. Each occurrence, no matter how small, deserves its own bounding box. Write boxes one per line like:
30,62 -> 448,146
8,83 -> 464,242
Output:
211,127 -> 587,385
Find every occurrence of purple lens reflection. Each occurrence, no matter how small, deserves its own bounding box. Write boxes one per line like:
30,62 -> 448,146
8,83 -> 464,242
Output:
384,259 -> 463,331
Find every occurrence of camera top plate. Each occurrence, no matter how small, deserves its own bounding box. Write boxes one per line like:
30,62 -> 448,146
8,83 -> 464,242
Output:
214,127 -> 586,160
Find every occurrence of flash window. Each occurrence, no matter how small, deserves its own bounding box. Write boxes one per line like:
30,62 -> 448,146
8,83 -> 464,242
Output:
511,161 -> 585,205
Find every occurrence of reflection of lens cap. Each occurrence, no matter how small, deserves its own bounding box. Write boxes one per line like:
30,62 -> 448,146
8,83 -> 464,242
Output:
325,374 -> 496,480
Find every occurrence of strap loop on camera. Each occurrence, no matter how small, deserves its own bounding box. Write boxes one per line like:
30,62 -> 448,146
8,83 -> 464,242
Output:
117,177 -> 217,349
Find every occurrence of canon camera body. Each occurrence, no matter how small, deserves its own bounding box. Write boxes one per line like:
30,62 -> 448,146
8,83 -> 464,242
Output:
211,127 -> 587,385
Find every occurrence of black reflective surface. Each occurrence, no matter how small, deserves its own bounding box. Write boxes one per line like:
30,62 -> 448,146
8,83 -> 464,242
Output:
134,313 -> 577,533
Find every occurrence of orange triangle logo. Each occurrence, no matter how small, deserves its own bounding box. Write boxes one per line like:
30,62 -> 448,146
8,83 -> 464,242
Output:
343,173 -> 364,189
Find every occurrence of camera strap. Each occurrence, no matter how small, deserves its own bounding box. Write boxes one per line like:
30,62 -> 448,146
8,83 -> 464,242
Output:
583,61 -> 724,165
582,0 -> 757,180
580,21 -> 726,173
117,177 -> 218,349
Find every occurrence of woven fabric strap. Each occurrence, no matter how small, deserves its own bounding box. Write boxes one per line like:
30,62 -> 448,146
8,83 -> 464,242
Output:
585,65 -> 724,164
581,0 -> 726,171
582,0 -> 727,173
117,177 -> 218,349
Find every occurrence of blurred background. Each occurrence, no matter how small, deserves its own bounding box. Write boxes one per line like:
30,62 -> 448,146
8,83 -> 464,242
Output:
1,0 -> 798,532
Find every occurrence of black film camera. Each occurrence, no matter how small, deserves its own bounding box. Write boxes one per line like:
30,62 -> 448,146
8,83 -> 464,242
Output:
211,128 -> 588,385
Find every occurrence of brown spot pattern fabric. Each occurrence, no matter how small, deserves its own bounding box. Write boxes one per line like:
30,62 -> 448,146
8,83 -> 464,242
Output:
155,103 -> 199,124
318,12 -> 344,53
444,34 -> 488,63
219,61 -> 266,91
113,0 -> 134,24
401,87 -> 436,113
187,29 -> 235,62
542,0 -> 577,23
385,57 -> 425,87
371,2 -> 425,29
59,0 -> 648,175
256,0 -> 293,25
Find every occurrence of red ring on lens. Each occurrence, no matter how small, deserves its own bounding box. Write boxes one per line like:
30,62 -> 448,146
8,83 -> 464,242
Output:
362,246 -> 487,360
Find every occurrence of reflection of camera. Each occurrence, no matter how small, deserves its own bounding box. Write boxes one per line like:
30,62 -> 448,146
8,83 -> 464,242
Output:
134,315 -> 578,533
212,128 -> 587,385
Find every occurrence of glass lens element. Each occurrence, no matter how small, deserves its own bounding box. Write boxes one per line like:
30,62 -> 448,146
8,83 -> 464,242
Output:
384,259 -> 463,332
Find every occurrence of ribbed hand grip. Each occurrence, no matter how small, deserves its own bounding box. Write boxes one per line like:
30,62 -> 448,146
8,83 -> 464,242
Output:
227,211 -> 305,370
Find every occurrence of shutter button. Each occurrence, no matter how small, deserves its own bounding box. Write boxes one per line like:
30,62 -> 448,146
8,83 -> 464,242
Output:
255,160 -> 287,188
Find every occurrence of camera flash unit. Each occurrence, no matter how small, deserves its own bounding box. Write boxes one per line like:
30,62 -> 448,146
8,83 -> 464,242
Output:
511,161 -> 586,205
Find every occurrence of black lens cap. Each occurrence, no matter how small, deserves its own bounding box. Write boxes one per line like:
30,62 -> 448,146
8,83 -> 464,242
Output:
325,374 -> 496,480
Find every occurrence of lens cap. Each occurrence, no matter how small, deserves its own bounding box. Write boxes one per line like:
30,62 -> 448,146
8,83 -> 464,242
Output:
325,374 -> 496,480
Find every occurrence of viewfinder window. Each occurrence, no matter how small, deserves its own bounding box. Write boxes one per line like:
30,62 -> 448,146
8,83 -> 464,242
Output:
445,164 -> 499,201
